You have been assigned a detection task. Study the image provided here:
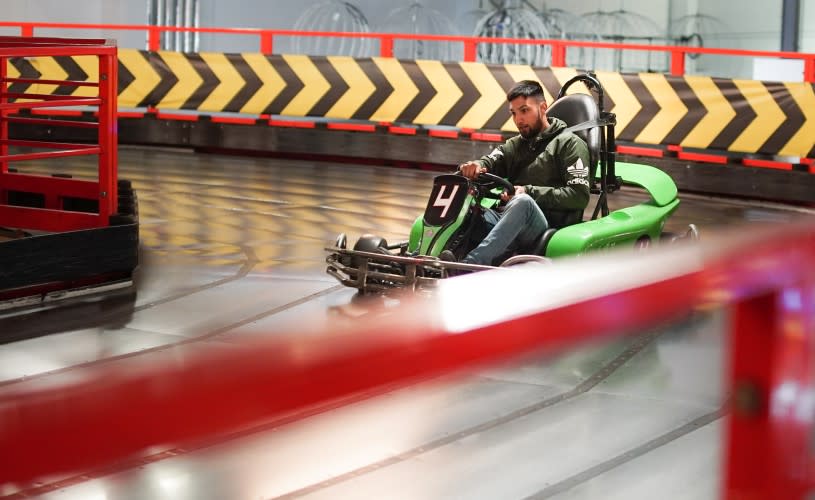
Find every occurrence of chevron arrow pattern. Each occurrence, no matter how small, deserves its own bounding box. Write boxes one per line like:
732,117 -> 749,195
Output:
3,50 -> 814,158
778,82 -> 815,158
412,59 -> 462,125
634,73 -> 688,144
237,53 -> 285,114
369,57 -> 417,122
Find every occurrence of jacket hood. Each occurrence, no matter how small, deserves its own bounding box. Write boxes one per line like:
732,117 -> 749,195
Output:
542,116 -> 567,137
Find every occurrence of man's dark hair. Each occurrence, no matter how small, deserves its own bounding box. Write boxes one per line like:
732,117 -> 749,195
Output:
507,80 -> 545,102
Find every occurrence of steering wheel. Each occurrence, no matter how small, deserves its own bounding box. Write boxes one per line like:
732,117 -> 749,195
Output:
474,172 -> 514,199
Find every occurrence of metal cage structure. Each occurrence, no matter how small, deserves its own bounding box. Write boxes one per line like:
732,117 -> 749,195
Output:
0,35 -> 118,232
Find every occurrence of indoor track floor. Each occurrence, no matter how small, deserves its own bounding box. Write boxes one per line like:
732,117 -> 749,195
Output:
2,146 -> 814,499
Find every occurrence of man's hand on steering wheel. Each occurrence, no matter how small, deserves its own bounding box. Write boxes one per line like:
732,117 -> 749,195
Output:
500,185 -> 525,203
458,161 -> 485,180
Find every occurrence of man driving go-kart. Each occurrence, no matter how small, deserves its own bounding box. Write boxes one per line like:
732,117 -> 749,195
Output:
326,73 -> 695,294
441,79 -> 590,266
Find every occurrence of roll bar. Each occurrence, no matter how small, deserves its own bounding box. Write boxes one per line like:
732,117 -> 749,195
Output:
557,72 -> 620,218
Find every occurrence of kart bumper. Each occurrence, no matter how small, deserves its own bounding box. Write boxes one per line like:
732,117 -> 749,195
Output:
325,246 -> 492,294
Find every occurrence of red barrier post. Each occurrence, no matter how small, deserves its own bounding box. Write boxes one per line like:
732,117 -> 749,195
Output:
0,51 -> 7,177
670,48 -> 686,76
380,34 -> 393,58
551,42 -> 566,67
98,49 -> 118,218
260,30 -> 273,54
463,40 -> 477,62
0,51 -> 6,207
726,279 -> 815,499
147,25 -> 160,51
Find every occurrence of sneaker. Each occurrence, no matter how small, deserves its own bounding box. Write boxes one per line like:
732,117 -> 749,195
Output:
439,250 -> 457,262
438,250 -> 464,277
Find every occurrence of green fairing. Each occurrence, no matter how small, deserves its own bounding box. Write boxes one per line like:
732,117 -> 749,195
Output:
479,196 -> 501,210
409,192 -> 473,256
408,215 -> 423,253
408,193 -> 501,256
545,162 -> 679,257
615,161 -> 677,206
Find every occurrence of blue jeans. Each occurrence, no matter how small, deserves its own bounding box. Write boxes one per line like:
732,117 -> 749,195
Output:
462,193 -> 549,265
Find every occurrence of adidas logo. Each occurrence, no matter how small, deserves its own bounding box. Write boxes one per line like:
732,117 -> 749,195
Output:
566,158 -> 589,177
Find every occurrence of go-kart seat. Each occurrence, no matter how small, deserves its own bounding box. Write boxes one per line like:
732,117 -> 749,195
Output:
530,227 -> 558,256
546,93 -> 601,177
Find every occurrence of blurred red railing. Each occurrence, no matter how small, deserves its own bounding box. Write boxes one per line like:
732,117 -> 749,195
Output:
0,35 -> 118,231
0,219 -> 813,498
0,21 -> 813,82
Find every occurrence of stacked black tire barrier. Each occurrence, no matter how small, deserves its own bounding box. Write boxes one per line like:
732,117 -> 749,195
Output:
0,179 -> 139,302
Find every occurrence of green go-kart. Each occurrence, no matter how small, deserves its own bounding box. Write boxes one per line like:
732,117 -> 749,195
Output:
326,74 -> 697,294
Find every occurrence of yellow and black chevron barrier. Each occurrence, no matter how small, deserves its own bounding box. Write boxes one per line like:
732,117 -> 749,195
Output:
5,49 -> 815,158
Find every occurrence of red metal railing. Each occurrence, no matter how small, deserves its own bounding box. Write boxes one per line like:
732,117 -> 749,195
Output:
0,21 -> 813,82
0,220 -> 812,498
0,36 -> 118,232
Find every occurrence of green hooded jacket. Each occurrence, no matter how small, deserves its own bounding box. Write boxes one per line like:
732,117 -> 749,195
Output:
475,117 -> 591,228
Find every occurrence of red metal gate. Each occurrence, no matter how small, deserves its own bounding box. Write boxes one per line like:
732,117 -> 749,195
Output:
0,36 -> 118,232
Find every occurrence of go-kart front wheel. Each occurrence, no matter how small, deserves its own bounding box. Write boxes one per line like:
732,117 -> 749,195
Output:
352,234 -> 390,268
353,234 -> 389,253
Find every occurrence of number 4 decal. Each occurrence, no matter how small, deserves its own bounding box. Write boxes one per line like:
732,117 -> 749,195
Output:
433,184 -> 459,218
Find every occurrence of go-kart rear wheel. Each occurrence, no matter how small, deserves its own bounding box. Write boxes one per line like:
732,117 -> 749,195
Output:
660,224 -> 700,244
685,224 -> 700,241
634,235 -> 651,249
660,231 -> 680,244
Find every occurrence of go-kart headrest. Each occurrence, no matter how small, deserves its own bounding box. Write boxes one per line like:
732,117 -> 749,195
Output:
547,93 -> 601,163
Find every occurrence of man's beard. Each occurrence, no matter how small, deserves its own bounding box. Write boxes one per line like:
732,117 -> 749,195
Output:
519,115 -> 544,139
